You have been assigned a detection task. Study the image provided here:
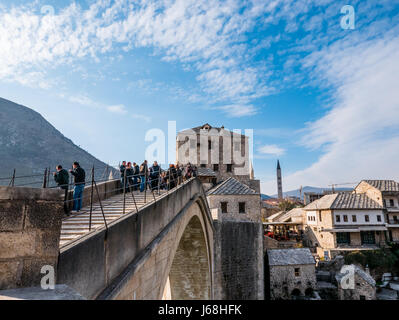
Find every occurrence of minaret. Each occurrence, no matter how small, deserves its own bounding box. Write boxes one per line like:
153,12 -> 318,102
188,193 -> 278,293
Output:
277,160 -> 283,199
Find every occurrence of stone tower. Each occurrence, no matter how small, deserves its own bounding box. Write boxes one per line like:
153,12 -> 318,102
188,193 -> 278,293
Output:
277,160 -> 283,199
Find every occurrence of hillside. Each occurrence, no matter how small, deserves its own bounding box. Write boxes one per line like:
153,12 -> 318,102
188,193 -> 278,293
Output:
0,97 -> 113,186
271,186 -> 353,199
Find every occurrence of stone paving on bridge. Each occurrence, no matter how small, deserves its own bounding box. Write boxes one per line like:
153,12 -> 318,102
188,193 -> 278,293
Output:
60,190 -> 168,247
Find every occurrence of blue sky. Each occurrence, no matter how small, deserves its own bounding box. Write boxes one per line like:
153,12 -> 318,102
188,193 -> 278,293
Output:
1,0 -> 399,194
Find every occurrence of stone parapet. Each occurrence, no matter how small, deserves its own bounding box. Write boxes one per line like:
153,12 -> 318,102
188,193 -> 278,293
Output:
0,186 -> 64,290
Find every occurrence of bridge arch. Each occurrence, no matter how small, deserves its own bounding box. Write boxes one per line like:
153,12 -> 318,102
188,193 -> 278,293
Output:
59,178 -> 214,300
162,213 -> 211,300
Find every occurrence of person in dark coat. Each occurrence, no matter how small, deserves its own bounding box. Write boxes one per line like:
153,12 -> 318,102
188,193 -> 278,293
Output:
125,162 -> 134,192
132,162 -> 140,191
149,161 -> 161,191
139,160 -> 148,192
166,164 -> 177,190
120,161 -> 126,191
53,165 -> 70,215
69,162 -> 86,212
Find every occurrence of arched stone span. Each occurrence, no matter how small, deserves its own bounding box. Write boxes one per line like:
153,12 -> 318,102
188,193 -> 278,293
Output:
162,215 -> 211,300
58,178 -> 214,300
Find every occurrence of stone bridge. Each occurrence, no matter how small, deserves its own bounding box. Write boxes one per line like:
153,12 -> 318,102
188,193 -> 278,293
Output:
0,178 -> 215,300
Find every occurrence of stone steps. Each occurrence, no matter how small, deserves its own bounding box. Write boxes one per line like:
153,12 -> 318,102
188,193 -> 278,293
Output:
59,190 -> 168,247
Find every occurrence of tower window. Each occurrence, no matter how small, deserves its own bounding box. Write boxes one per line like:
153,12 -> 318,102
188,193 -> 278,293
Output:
343,215 -> 348,222
294,268 -> 300,277
377,215 -> 382,222
239,202 -> 246,214
213,164 -> 219,171
226,164 -> 232,172
336,215 -> 341,222
352,215 -> 357,222
221,202 -> 228,213
208,140 -> 212,150
365,215 -> 370,222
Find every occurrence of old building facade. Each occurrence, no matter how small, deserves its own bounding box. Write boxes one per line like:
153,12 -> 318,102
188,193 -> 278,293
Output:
354,180 -> 399,243
336,265 -> 377,300
303,193 -> 386,259
267,248 -> 317,300
176,123 -> 257,187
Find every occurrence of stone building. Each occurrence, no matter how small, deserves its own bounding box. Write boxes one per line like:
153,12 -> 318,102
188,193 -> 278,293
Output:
176,124 -> 264,300
176,123 -> 256,187
336,265 -> 377,300
207,177 -> 261,223
354,180 -> 399,243
208,177 -> 264,300
266,248 -> 317,300
196,167 -> 217,192
303,193 -> 386,259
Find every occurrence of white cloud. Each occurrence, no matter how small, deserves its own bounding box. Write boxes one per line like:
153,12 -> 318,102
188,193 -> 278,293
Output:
261,29 -> 399,194
216,104 -> 258,117
258,144 -> 285,156
0,0 -> 284,115
107,104 -> 128,114
131,113 -> 152,123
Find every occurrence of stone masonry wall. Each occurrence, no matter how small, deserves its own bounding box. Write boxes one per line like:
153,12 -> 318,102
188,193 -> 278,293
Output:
213,220 -> 264,300
0,186 -> 64,289
268,264 -> 317,300
208,194 -> 261,223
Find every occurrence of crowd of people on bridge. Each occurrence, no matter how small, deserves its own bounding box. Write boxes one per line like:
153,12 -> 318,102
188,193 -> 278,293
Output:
52,160 -> 197,217
119,160 -> 197,193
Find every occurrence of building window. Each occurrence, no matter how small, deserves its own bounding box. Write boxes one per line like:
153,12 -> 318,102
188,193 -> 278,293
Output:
226,164 -> 232,172
200,164 -> 206,168
336,215 -> 341,222
336,232 -> 351,244
294,268 -> 300,277
221,202 -> 228,214
377,215 -> 382,222
208,140 -> 212,150
361,231 -> 375,245
360,295 -> 366,300
390,199 -> 395,207
352,215 -> 357,222
365,215 -> 370,222
213,164 -> 219,171
319,211 -> 322,222
343,215 -> 348,222
239,202 -> 246,214
313,227 -> 317,232
394,216 -> 398,222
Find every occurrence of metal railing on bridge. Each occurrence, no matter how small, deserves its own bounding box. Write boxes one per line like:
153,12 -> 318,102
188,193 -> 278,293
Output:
0,164 -> 198,233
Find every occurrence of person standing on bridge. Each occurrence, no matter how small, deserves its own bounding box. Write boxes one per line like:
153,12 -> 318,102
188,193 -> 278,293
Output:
139,160 -> 148,192
119,161 -> 126,191
149,161 -> 160,191
132,162 -> 139,191
125,162 -> 134,192
53,165 -> 70,216
69,162 -> 86,213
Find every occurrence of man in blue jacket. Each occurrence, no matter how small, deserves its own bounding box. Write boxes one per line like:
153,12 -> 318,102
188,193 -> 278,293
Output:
69,162 -> 86,212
